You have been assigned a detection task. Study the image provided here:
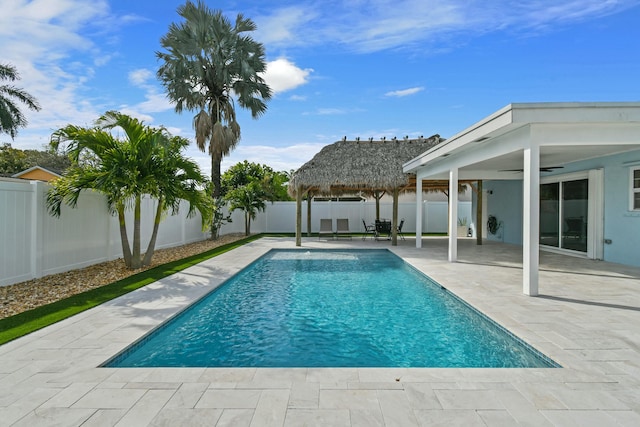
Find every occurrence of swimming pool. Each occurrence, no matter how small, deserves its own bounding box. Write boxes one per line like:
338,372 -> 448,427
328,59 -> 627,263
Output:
105,249 -> 558,368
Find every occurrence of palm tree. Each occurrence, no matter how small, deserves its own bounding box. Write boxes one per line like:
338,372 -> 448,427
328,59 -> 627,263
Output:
225,180 -> 267,235
48,111 -> 211,269
0,63 -> 41,139
156,1 -> 272,208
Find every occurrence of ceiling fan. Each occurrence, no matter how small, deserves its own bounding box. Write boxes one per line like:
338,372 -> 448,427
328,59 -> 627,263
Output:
500,166 -> 564,173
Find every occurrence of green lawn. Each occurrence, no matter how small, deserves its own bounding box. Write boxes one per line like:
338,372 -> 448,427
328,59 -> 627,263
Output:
0,234 -> 265,345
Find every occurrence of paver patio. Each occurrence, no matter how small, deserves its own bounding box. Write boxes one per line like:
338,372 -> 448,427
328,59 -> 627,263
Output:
1,237 -> 639,426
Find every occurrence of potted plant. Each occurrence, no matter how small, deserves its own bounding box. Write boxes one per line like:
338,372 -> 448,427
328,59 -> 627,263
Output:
457,217 -> 469,237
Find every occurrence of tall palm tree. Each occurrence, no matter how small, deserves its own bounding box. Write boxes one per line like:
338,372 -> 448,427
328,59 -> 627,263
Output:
0,63 -> 41,139
48,111 -> 211,269
156,1 -> 272,203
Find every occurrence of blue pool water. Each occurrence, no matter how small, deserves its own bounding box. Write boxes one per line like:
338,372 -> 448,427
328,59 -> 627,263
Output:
105,249 -> 558,368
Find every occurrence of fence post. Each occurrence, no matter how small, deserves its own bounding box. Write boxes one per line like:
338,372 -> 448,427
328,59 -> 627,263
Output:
181,199 -> 187,245
30,181 -> 45,279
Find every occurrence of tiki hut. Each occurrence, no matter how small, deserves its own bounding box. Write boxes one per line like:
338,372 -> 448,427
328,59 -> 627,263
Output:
288,134 -> 444,246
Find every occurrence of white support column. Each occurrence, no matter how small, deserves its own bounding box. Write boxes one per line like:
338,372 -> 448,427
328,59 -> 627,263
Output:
523,144 -> 540,296
415,176 -> 423,248
448,168 -> 458,262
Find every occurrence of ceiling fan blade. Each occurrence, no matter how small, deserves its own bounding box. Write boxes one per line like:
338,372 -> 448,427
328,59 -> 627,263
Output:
499,166 -> 564,173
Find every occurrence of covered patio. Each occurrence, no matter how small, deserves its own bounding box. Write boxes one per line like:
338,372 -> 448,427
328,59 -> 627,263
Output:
1,236 -> 639,425
404,102 -> 640,296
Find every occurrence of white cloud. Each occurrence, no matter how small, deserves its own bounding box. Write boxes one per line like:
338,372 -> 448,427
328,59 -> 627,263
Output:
262,58 -> 313,94
120,68 -> 173,118
254,0 -> 637,53
256,7 -> 318,46
385,87 -> 425,98
303,107 -> 365,116
289,95 -> 307,101
223,142 -> 328,173
0,0 -> 117,147
129,69 -> 153,86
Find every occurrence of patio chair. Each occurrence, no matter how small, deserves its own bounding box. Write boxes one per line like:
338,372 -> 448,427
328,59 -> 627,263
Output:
362,219 -> 376,240
397,218 -> 405,240
375,219 -> 392,241
319,218 -> 334,240
336,218 -> 352,239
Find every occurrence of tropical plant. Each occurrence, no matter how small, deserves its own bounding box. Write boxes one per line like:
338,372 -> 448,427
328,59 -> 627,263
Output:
0,63 -> 41,139
221,161 -> 289,235
225,180 -> 267,236
156,0 -> 272,238
47,111 -> 211,269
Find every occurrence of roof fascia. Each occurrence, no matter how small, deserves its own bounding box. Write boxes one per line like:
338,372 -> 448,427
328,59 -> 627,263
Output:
403,104 -> 516,172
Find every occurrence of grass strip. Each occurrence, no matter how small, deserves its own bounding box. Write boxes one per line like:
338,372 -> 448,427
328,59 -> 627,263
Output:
0,234 -> 264,346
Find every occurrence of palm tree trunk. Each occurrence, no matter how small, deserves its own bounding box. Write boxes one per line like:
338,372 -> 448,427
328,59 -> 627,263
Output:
212,154 -> 222,198
245,212 -> 250,236
142,196 -> 163,266
117,203 -> 133,268
210,154 -> 222,239
131,194 -> 142,269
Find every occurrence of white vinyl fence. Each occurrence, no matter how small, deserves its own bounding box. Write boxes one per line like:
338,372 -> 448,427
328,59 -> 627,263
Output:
0,179 -> 471,287
0,180 -> 208,287
220,200 -> 472,236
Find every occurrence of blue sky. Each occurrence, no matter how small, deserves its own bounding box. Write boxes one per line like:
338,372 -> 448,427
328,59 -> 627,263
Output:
2,0 -> 640,176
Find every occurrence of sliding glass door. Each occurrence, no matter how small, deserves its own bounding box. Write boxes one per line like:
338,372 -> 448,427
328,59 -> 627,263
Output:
539,178 -> 588,253
561,179 -> 588,252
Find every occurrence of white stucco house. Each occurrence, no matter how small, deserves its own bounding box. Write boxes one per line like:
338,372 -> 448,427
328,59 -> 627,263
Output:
403,102 -> 640,296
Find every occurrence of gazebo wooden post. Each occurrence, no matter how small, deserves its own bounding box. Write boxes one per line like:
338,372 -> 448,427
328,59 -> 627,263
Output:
306,191 -> 312,237
296,185 -> 303,246
391,187 -> 399,246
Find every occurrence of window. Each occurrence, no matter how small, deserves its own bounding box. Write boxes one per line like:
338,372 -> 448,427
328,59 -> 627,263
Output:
632,168 -> 640,211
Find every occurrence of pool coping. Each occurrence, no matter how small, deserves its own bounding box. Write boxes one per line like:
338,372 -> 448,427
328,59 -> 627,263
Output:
1,236 -> 639,426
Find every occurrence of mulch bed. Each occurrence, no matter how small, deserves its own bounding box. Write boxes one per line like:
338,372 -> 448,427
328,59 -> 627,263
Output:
0,233 -> 247,319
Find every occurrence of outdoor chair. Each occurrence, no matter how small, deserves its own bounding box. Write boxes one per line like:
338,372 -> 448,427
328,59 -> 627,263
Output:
564,216 -> 586,241
362,219 -> 376,240
397,218 -> 405,240
319,218 -> 333,240
336,218 -> 352,239
375,219 -> 392,240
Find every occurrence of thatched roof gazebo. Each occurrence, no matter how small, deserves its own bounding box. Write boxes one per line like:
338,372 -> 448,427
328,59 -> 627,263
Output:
288,134 -> 444,246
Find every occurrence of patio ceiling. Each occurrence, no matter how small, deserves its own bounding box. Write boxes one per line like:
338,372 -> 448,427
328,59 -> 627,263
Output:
404,102 -> 640,180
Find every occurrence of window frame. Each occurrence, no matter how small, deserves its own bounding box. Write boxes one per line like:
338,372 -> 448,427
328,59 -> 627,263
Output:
631,167 -> 640,211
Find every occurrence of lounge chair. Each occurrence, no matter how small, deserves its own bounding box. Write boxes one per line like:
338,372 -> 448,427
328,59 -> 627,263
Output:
362,219 -> 375,240
319,218 -> 333,240
336,218 -> 352,239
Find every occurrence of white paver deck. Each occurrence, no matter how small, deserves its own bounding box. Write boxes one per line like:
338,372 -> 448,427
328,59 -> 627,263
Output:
1,236 -> 639,426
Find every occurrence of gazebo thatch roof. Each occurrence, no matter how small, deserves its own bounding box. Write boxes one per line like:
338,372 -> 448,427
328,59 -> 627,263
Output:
288,134 -> 443,195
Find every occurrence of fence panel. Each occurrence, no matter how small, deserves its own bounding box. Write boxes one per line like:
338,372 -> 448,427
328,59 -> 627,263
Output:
41,187 -> 110,276
0,180 -> 34,285
0,181 -> 208,287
